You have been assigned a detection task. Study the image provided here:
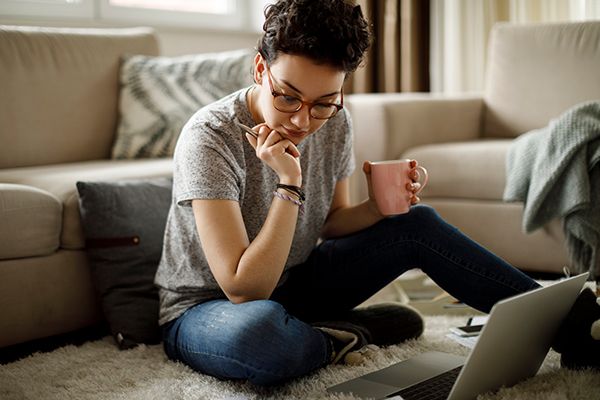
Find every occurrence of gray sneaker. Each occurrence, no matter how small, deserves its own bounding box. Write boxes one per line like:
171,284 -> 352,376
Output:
313,320 -> 372,364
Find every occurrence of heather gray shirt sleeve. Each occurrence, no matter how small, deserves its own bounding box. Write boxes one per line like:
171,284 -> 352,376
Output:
175,115 -> 244,206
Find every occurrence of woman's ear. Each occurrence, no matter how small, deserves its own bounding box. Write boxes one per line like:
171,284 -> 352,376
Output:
253,53 -> 265,84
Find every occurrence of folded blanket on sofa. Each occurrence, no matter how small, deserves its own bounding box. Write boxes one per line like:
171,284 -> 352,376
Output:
503,101 -> 600,279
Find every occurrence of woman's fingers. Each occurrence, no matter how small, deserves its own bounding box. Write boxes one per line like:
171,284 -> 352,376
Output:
407,160 -> 424,205
255,125 -> 271,148
262,127 -> 282,148
254,127 -> 300,158
245,133 -> 257,149
285,141 -> 301,158
406,182 -> 421,192
410,169 -> 420,181
408,159 -> 420,181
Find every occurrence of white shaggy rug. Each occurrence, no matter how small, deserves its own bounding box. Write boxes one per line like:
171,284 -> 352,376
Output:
1,315 -> 599,400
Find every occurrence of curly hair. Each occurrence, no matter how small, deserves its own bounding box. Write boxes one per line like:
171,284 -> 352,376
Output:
257,0 -> 371,73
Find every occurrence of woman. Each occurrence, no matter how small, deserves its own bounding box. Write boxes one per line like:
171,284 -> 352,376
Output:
155,0 -> 599,385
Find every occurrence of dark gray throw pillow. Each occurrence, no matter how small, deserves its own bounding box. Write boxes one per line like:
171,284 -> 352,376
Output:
76,177 -> 172,349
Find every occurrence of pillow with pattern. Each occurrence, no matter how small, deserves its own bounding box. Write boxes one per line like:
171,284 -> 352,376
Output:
112,49 -> 254,159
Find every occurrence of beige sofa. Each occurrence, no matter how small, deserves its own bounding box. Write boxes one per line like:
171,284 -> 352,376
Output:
0,21 -> 598,349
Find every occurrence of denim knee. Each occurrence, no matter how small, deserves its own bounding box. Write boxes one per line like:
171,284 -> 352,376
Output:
404,204 -> 441,222
226,300 -> 329,384
385,204 -> 444,230
164,299 -> 329,386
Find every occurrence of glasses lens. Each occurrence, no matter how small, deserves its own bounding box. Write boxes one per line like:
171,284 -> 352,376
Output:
273,93 -> 340,119
311,104 -> 338,119
273,95 -> 302,112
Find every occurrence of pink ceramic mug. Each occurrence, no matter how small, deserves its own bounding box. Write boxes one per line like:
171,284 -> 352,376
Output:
370,159 -> 429,215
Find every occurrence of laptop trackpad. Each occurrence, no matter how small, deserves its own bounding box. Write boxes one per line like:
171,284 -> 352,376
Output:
365,352 -> 465,387
328,352 -> 465,398
327,378 -> 402,399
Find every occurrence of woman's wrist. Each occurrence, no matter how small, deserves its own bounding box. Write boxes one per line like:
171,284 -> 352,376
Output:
278,176 -> 302,187
273,190 -> 304,214
276,184 -> 305,202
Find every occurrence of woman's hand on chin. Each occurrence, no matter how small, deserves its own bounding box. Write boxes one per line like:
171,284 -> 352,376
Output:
245,124 -> 302,185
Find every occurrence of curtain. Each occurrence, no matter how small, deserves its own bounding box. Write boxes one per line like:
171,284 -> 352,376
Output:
431,0 -> 600,93
347,0 -> 431,94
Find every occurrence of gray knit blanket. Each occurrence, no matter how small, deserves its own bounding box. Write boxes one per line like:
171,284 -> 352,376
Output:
503,101 -> 600,279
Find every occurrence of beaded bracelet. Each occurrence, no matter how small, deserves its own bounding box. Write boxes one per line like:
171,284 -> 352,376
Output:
275,184 -> 306,202
273,190 -> 304,214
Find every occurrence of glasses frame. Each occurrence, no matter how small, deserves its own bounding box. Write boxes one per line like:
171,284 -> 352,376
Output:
264,64 -> 344,120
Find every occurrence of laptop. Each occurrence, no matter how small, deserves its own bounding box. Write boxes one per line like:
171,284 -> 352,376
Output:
327,272 -> 589,400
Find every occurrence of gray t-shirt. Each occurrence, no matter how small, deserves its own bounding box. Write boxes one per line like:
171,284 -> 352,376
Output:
154,88 -> 355,325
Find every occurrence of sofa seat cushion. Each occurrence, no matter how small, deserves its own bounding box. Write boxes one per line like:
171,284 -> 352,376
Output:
0,159 -> 173,250
0,184 -> 62,259
402,139 -> 512,201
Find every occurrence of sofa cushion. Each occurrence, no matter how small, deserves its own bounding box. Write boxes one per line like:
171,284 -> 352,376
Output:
0,184 -> 62,260
76,177 -> 172,349
0,159 -> 173,250
485,21 -> 600,138
0,26 -> 159,169
402,139 -> 512,201
111,49 -> 254,159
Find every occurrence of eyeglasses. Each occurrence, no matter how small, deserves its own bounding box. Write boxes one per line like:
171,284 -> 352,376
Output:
264,65 -> 344,120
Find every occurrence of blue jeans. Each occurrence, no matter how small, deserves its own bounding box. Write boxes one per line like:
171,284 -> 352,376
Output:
162,205 -> 540,385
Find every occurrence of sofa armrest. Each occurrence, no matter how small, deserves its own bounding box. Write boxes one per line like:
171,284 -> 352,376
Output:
345,93 -> 485,204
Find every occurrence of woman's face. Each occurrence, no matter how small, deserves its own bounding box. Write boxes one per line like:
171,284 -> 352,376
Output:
253,53 -> 346,145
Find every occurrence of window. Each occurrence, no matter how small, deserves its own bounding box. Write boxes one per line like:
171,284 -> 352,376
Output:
0,0 -> 255,30
99,0 -> 245,30
0,0 -> 94,19
108,0 -> 234,14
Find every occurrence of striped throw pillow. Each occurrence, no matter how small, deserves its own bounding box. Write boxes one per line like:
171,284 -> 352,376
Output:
112,49 -> 254,159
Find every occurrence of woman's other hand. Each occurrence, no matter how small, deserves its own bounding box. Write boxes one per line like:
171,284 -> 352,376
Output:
407,159 -> 422,205
362,161 -> 383,218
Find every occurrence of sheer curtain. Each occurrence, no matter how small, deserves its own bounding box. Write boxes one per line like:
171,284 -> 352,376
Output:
347,0 -> 430,94
431,0 -> 600,93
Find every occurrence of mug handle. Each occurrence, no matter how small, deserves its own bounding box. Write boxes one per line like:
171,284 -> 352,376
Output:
413,166 -> 429,195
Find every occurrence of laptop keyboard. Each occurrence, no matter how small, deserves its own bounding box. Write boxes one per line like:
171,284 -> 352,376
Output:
392,366 -> 463,400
